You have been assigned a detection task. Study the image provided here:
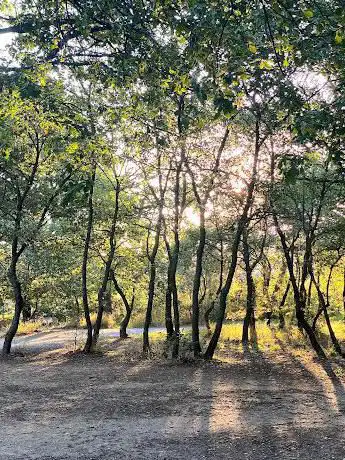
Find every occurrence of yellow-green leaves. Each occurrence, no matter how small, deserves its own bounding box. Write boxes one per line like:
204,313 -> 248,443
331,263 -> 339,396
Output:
259,59 -> 274,70
160,69 -> 190,95
248,42 -> 257,54
335,30 -> 344,44
66,142 -> 79,155
303,9 -> 314,19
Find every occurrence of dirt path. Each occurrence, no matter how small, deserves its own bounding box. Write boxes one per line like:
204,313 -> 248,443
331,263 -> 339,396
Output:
0,344 -> 345,460
0,327 -> 170,354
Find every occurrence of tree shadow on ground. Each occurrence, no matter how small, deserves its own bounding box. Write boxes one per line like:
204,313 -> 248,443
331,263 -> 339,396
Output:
0,333 -> 345,459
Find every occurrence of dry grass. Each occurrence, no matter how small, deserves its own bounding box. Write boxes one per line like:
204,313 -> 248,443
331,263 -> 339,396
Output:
17,321 -> 43,336
79,313 -> 117,329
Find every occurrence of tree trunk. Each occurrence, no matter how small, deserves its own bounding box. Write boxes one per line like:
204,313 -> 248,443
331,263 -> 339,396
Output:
82,164 -> 96,353
143,261 -> 157,355
205,239 -> 224,333
165,273 -> 174,338
191,208 -> 206,356
242,228 -> 256,344
310,270 -> 344,357
205,300 -> 215,334
92,180 -> 120,349
278,282 -> 290,329
3,262 -> 24,354
271,215 -> 325,357
110,270 -> 134,339
204,119 -> 260,360
143,209 -> 163,356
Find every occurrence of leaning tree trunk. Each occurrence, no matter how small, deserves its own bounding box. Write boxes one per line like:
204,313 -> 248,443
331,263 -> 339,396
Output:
120,289 -> 135,339
204,119 -> 260,361
310,270 -> 344,357
82,163 -> 96,353
271,215 -> 325,358
110,270 -> 134,339
92,180 -> 120,349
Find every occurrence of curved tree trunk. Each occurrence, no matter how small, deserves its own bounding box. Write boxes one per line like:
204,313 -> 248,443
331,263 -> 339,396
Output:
271,217 -> 325,357
310,270 -> 344,357
92,179 -> 120,349
3,262 -> 24,355
110,270 -> 134,339
204,119 -> 260,361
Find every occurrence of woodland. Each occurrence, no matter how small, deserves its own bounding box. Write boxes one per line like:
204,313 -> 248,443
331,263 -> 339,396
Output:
0,0 -> 345,364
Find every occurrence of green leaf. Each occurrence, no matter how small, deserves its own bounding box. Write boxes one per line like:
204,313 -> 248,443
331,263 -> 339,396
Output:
248,42 -> 257,54
335,30 -> 344,44
303,9 -> 314,19
259,59 -> 274,70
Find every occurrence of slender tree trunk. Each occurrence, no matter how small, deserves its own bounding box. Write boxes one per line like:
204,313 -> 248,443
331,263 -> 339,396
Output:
110,270 -> 134,339
143,211 -> 163,356
278,282 -> 290,328
310,270 -> 344,357
92,180 -> 120,349
271,216 -> 325,357
204,119 -> 260,360
242,228 -> 256,344
143,261 -> 158,355
191,208 -> 206,356
204,300 -> 215,334
3,261 -> 24,355
205,239 -> 224,333
306,277 -> 312,307
82,163 -> 96,353
165,268 -> 174,338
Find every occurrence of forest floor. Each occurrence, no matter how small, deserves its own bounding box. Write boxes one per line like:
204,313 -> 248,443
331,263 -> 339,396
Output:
0,330 -> 345,459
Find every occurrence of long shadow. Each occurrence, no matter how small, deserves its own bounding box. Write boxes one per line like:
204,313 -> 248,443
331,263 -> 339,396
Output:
238,335 -> 345,458
273,331 -> 345,414
1,330 -> 345,459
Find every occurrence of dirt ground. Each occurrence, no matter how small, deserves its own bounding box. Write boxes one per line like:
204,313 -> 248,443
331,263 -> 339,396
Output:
0,335 -> 345,459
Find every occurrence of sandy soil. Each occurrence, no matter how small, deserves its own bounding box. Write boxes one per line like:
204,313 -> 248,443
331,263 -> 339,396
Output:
0,335 -> 345,459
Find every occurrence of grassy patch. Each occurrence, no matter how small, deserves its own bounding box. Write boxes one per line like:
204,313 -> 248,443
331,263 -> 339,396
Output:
17,321 -> 43,336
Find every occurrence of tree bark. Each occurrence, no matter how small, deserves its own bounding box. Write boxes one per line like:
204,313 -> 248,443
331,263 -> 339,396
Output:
205,239 -> 224,333
242,228 -> 257,344
310,269 -> 344,357
204,120 -> 260,360
82,163 -> 96,353
278,282 -> 290,329
271,213 -> 325,357
110,270 -> 134,339
3,261 -> 24,354
92,179 -> 120,349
